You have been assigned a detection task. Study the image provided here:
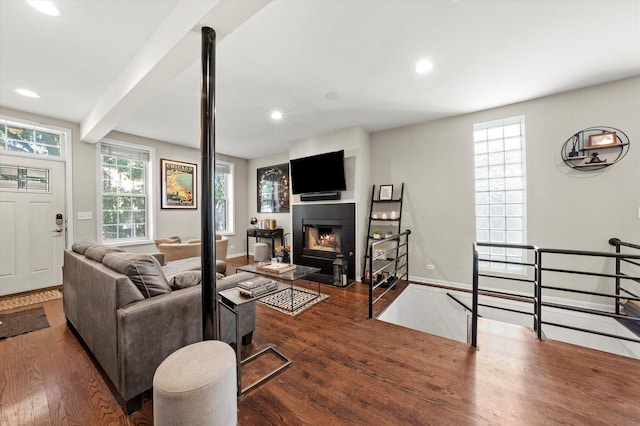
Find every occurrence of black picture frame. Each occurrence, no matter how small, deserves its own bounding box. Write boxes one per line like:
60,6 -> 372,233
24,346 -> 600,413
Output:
379,184 -> 393,201
257,163 -> 290,213
161,159 -> 197,209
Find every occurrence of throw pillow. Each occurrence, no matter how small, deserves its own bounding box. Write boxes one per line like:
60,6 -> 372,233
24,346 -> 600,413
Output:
71,239 -> 98,255
84,245 -> 125,263
154,235 -> 181,247
168,270 -> 202,289
103,252 -> 171,298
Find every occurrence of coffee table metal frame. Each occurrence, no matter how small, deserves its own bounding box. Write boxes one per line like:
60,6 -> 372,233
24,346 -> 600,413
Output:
218,287 -> 291,396
236,263 -> 322,314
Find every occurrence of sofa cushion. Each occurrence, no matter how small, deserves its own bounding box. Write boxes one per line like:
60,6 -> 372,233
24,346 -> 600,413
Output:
85,245 -> 125,263
72,239 -> 99,255
102,253 -> 171,298
218,271 -> 255,286
161,257 -> 202,279
168,270 -> 202,290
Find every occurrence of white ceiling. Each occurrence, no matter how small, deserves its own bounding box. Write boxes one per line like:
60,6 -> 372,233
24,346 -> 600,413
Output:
1,0 -> 639,159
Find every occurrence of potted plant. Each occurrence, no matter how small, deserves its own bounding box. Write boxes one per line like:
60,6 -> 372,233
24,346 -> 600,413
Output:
373,229 -> 382,240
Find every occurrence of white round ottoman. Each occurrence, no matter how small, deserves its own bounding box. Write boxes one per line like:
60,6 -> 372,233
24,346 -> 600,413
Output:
153,341 -> 237,426
254,242 -> 270,262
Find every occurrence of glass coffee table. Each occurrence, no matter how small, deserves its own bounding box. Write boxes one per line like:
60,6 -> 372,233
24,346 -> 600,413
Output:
237,263 -> 321,314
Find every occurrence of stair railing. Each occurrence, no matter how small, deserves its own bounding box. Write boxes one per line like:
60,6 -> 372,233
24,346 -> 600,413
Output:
471,239 -> 640,349
472,242 -> 538,347
609,237 -> 640,315
368,230 -> 411,319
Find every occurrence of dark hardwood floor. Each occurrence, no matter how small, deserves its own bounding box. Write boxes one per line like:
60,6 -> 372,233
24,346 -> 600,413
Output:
2,256 -> 640,425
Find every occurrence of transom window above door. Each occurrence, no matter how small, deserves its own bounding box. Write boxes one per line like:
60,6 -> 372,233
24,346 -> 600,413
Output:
0,118 -> 66,158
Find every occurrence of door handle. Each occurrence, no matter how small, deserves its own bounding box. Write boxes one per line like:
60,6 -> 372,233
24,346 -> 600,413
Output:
52,227 -> 63,233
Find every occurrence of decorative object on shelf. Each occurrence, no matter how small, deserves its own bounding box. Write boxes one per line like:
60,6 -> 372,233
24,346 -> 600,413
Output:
372,213 -> 378,219
390,210 -> 397,220
379,184 -> 393,200
381,212 -> 388,219
385,230 -> 394,238
250,217 -> 258,228
257,163 -> 290,213
587,152 -> 605,164
561,126 -> 630,171
589,131 -> 617,148
161,159 -> 197,209
373,229 -> 382,239
374,248 -> 387,261
568,134 -> 580,157
333,254 -> 348,287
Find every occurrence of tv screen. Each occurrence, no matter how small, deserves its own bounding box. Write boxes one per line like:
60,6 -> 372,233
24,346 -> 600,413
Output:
290,150 -> 347,194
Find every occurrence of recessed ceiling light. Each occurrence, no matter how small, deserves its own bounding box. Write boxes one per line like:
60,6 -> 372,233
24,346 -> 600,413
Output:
14,88 -> 40,98
270,110 -> 283,120
26,0 -> 60,17
415,59 -> 434,74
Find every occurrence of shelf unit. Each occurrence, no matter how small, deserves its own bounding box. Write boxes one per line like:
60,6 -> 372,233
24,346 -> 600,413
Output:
361,183 -> 404,284
561,127 -> 630,171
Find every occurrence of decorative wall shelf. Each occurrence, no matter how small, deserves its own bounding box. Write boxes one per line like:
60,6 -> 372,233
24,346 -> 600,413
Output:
561,126 -> 630,171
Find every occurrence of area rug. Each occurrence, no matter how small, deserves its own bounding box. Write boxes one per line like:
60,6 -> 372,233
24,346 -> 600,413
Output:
258,286 -> 329,317
0,289 -> 62,312
0,306 -> 50,339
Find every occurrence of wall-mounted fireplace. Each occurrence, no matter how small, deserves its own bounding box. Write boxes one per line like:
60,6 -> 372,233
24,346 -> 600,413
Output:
293,203 -> 355,281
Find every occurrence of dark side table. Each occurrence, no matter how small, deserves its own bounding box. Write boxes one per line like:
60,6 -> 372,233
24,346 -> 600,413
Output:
218,286 -> 291,395
246,228 -> 284,259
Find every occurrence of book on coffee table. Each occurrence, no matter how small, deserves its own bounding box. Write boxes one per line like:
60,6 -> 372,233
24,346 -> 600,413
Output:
237,277 -> 271,290
255,263 -> 297,274
238,281 -> 278,298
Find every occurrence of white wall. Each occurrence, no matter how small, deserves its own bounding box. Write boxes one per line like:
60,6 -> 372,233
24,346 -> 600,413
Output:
370,76 -> 640,302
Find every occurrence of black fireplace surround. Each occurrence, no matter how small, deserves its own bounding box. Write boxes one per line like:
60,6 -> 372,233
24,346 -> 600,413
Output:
292,203 -> 356,280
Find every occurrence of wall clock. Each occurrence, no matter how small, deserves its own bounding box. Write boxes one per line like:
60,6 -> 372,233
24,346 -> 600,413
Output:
257,163 -> 290,213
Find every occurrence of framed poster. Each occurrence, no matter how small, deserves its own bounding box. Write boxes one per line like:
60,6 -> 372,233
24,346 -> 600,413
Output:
161,159 -> 197,209
257,163 -> 290,213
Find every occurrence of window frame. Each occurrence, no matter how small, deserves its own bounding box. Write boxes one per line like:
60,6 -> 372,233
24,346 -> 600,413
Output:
215,160 -> 235,235
97,139 -> 155,246
473,115 -> 527,274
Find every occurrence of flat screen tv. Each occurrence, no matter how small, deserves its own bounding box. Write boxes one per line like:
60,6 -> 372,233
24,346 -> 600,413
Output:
290,150 -> 347,194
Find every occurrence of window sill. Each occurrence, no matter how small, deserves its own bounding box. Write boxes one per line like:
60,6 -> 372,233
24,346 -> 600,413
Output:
101,239 -> 154,247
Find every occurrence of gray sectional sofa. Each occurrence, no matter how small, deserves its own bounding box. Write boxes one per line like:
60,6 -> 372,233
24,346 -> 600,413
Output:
63,240 -> 256,413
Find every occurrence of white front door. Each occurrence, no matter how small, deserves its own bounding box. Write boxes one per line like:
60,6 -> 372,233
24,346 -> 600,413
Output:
0,155 -> 66,296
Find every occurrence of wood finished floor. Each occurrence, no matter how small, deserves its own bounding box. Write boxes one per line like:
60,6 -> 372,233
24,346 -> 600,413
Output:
1,256 -> 639,425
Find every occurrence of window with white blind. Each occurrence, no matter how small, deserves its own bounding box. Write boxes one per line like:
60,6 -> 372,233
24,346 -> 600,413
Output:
215,161 -> 234,234
474,116 -> 527,272
99,140 -> 154,244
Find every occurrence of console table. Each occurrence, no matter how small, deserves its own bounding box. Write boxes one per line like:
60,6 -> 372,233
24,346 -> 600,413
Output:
246,228 -> 284,259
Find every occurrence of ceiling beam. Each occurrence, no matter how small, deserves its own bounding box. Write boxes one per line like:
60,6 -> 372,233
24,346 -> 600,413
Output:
80,0 -> 270,143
